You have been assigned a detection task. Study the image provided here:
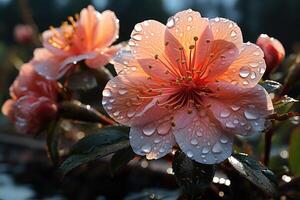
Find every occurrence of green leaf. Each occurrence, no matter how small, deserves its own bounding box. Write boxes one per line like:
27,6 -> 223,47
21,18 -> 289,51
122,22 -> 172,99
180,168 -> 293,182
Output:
228,153 -> 277,197
59,126 -> 130,175
172,150 -> 216,196
289,127 -> 300,176
273,95 -> 298,114
260,80 -> 282,94
46,120 -> 61,165
67,70 -> 97,91
110,147 -> 135,174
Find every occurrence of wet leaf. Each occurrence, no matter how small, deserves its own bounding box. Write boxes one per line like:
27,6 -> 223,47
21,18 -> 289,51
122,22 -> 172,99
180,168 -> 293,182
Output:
228,153 -> 277,197
289,127 -> 300,176
67,70 -> 97,91
46,120 -> 62,165
59,126 -> 129,176
273,95 -> 298,114
172,150 -> 215,196
260,80 -> 282,94
110,147 -> 135,174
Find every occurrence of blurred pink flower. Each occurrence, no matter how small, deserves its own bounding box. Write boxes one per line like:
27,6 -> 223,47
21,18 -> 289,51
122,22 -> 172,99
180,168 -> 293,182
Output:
14,24 -> 33,44
2,64 -> 59,134
102,10 -> 274,164
31,5 -> 120,80
256,34 -> 285,73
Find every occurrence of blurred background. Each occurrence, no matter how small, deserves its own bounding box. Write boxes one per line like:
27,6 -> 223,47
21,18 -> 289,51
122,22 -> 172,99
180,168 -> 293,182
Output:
0,0 -> 299,199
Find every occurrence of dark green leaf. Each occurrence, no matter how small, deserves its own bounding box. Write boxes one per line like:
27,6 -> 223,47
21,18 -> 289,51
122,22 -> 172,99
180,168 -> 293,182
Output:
260,80 -> 282,94
110,147 -> 135,174
273,95 -> 298,114
59,126 -> 130,175
67,70 -> 97,91
289,127 -> 300,176
172,150 -> 215,196
228,153 -> 277,197
46,120 -> 61,165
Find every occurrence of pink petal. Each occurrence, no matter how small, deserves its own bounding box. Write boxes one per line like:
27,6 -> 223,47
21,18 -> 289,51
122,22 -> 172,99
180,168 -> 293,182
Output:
205,82 -> 273,136
172,107 -> 234,164
129,105 -> 175,159
217,42 -> 266,87
2,99 -> 14,117
102,73 -> 161,126
129,20 -> 176,80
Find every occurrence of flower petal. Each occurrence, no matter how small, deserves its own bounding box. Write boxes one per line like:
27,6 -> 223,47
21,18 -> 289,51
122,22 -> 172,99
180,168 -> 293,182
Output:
217,42 -> 266,87
205,82 -> 273,136
2,99 -> 14,117
129,20 -> 176,80
173,107 -> 234,164
129,105 -> 175,159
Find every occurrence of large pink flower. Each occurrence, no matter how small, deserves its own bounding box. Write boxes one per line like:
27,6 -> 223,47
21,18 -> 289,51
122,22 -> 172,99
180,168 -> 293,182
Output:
102,10 -> 274,164
31,5 -> 120,80
2,64 -> 59,134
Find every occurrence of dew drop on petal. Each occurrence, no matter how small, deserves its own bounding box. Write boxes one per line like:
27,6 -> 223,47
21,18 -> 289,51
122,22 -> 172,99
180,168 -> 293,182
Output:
220,137 -> 228,144
186,25 -> 191,31
190,138 -> 198,145
141,144 -> 151,153
134,24 -> 142,32
132,34 -> 142,41
230,30 -> 237,37
186,151 -> 193,158
196,130 -> 203,137
103,88 -> 112,97
127,110 -> 136,118
244,110 -> 258,120
225,121 -> 236,128
253,51 -> 260,56
187,16 -> 193,22
249,63 -> 259,68
113,111 -> 120,116
220,110 -> 230,118
142,125 -> 156,136
154,138 -> 161,144
212,142 -> 222,153
118,89 -> 128,95
239,66 -> 250,78
159,147 -> 166,153
250,72 -> 256,80
166,17 -> 175,28
202,147 -> 210,154
231,105 -> 240,111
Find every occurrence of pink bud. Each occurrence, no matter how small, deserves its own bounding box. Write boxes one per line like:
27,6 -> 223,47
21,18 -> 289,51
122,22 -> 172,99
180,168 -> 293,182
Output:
13,24 -> 33,44
256,34 -> 285,75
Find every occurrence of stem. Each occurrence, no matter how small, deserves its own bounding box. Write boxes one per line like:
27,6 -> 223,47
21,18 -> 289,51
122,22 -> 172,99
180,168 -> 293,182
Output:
263,126 -> 273,166
268,112 -> 300,121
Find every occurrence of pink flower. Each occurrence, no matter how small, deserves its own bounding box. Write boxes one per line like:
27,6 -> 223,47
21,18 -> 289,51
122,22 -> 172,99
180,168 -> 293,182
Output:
256,34 -> 285,73
31,5 -> 120,80
14,24 -> 33,44
2,64 -> 59,134
102,10 -> 274,164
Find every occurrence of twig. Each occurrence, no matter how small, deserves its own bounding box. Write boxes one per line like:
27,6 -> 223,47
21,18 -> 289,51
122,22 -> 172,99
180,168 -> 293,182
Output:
263,125 -> 274,166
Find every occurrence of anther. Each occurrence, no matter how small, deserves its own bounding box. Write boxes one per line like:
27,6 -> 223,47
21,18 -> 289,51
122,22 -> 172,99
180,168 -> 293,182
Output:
154,54 -> 159,59
165,41 -> 169,46
206,39 -> 211,43
148,65 -> 153,69
189,45 -> 195,49
193,36 -> 199,41
171,122 -> 176,127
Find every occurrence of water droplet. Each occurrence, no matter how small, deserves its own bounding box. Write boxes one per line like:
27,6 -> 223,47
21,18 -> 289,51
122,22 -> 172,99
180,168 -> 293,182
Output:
102,99 -> 107,105
131,67 -> 137,71
229,23 -> 233,28
157,122 -> 171,135
243,80 -> 249,85
127,110 -> 136,118
226,121 -> 236,128
154,138 -> 161,144
249,63 -> 259,68
231,30 -> 237,37
214,17 -> 220,22
134,24 -> 142,32
107,105 -> 112,110
113,111 -> 120,116
132,34 -> 142,41
142,125 -> 156,136
259,67 -> 266,74
220,110 -> 230,118
186,151 -> 193,158
186,25 -> 191,31
196,130 -> 203,137
141,144 -> 151,153
233,119 -> 239,124
212,142 -> 222,153
166,17 -> 175,28
244,110 -> 258,120
159,147 -> 166,153
250,72 -> 256,79
239,66 -> 250,78
186,9 -> 192,13
220,137 -> 228,144
202,147 -> 210,154
118,89 -> 128,95
190,138 -> 198,145
187,16 -> 193,22
103,88 -> 112,97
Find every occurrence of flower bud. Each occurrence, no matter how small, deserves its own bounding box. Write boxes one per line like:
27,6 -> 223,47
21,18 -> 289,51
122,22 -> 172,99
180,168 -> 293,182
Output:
256,34 -> 285,76
13,24 -> 33,44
